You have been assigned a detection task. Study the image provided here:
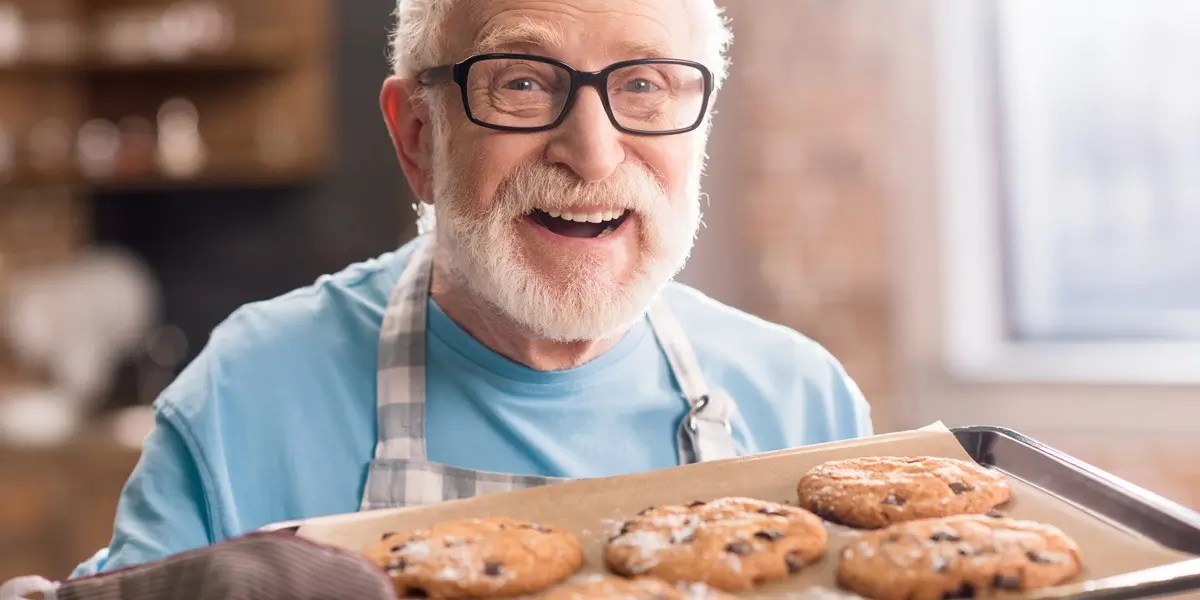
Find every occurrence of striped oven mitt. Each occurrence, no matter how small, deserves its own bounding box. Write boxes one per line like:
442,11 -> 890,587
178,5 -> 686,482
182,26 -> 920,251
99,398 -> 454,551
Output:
38,532 -> 395,600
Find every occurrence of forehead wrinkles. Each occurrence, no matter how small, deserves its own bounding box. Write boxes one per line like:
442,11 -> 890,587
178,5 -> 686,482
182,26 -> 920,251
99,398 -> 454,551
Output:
445,0 -> 687,61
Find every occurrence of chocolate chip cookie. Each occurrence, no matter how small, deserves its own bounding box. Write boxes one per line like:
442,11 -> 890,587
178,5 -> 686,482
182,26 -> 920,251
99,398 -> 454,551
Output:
540,575 -> 735,599
837,514 -> 1083,600
797,456 -> 1012,529
604,497 -> 828,592
362,517 -> 583,599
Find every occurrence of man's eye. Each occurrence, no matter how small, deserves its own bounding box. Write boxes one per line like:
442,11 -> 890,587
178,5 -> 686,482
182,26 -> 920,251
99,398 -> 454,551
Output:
623,79 -> 660,93
502,78 -> 543,92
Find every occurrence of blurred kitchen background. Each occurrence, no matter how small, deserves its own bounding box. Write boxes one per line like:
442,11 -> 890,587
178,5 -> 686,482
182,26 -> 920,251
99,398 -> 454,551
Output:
2,0 -> 1199,581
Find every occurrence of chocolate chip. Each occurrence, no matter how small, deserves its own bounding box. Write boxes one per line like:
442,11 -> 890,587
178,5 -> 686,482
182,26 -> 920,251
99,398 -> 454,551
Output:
381,531 -> 396,540
403,588 -> 428,598
688,500 -> 707,507
993,574 -> 1022,590
1027,550 -> 1061,564
785,552 -> 804,574
671,531 -> 696,544
386,558 -> 407,571
725,541 -> 752,556
758,507 -> 786,516
619,522 -> 633,535
754,529 -> 785,542
942,583 -> 975,599
882,494 -> 906,506
483,562 -> 503,577
949,482 -> 972,495
931,530 -> 961,542
818,510 -> 844,526
390,543 -> 408,553
985,509 -> 1005,518
638,507 -> 656,516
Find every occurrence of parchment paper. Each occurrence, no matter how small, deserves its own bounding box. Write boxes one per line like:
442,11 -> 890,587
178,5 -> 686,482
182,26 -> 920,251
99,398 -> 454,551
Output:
291,423 -> 1197,598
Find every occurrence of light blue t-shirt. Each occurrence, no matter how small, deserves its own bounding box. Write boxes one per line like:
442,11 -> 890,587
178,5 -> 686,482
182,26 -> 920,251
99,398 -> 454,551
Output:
71,235 -> 873,577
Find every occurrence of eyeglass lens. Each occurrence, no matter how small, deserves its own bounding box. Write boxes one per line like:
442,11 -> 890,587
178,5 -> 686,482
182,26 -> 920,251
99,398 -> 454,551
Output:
464,58 -> 706,132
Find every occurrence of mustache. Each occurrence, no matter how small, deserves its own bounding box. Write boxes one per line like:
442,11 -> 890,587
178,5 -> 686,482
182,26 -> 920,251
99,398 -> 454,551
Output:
494,161 -> 667,217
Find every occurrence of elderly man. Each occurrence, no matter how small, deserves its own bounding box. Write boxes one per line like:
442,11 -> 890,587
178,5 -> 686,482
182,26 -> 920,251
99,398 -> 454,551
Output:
3,0 -> 872,598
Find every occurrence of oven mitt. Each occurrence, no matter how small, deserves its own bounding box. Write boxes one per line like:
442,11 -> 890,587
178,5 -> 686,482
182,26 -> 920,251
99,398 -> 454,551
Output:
50,532 -> 395,600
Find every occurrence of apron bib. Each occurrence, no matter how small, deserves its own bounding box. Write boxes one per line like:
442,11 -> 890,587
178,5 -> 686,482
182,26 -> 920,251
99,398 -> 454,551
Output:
359,238 -> 739,511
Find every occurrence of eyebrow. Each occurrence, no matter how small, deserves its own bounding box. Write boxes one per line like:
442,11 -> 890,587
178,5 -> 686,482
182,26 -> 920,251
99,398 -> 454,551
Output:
472,20 -> 566,55
611,39 -> 672,60
471,19 -> 675,62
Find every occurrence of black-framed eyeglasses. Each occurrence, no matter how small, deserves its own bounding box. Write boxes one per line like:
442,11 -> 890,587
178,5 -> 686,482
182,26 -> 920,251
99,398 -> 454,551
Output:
416,53 -> 714,136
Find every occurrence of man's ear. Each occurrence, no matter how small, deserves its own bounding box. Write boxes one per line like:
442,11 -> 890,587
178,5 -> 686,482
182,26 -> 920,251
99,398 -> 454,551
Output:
381,76 -> 433,203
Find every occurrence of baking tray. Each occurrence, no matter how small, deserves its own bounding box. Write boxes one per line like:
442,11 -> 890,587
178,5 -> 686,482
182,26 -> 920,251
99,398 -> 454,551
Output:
262,426 -> 1200,599
952,426 -> 1200,599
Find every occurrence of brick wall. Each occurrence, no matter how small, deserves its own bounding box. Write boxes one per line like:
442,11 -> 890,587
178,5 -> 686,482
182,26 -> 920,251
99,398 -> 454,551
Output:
694,0 -> 904,431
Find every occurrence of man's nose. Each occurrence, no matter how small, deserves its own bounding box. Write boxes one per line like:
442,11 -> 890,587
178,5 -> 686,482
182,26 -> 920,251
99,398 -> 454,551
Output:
544,88 -> 625,182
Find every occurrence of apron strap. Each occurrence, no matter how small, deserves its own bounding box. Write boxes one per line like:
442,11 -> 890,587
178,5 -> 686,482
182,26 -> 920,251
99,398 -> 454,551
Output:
646,296 -> 739,464
373,241 -> 435,462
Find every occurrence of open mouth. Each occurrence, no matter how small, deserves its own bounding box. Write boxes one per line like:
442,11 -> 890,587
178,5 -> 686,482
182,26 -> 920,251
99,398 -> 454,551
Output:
528,208 -> 632,239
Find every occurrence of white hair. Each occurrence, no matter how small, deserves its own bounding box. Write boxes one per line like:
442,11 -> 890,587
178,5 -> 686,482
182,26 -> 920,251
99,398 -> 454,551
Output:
389,0 -> 734,88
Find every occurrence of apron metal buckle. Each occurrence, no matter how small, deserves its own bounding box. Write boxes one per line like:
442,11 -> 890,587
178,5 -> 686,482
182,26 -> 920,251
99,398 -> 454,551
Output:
686,394 -> 732,434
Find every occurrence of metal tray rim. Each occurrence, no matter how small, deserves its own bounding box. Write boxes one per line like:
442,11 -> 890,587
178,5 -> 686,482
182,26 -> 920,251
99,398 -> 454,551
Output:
951,424 -> 1200,533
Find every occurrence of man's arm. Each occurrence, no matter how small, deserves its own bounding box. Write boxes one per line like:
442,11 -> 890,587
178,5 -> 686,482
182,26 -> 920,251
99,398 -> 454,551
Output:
835,362 -> 875,438
72,406 -> 215,577
815,347 -> 876,440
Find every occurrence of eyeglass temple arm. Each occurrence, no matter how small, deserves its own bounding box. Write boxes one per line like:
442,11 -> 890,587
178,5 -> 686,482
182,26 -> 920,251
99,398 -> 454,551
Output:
417,65 -> 454,86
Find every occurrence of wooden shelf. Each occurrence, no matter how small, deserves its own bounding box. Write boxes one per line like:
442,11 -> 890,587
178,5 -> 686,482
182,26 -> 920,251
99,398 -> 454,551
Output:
0,50 -> 294,75
5,164 -> 323,190
0,58 -> 79,74
0,0 -> 334,580
91,165 -> 324,190
0,0 -> 332,191
83,52 -> 292,73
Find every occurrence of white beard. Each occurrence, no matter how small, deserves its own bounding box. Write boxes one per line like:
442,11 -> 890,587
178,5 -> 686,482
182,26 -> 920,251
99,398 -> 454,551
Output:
428,134 -> 704,342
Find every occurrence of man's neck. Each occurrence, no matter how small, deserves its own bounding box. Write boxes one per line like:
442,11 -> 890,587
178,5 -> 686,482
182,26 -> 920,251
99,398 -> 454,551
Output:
429,259 -> 625,372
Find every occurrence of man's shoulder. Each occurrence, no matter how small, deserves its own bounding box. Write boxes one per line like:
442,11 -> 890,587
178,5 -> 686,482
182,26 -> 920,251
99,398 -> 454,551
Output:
659,281 -> 837,371
659,281 -> 872,438
156,238 -> 423,419
206,243 -> 413,362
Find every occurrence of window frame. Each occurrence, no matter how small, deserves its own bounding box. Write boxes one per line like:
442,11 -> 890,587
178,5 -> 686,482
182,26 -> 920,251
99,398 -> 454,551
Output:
933,0 -> 1200,385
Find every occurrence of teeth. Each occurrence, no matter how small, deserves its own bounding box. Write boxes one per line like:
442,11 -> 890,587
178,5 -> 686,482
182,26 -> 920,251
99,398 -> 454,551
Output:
540,209 -> 625,223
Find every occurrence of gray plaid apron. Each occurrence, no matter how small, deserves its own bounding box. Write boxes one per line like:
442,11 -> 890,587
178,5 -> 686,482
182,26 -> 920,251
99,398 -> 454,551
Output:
358,238 -> 739,510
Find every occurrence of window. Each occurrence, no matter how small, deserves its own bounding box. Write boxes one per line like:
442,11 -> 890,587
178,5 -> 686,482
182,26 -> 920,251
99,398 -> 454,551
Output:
936,0 -> 1200,382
